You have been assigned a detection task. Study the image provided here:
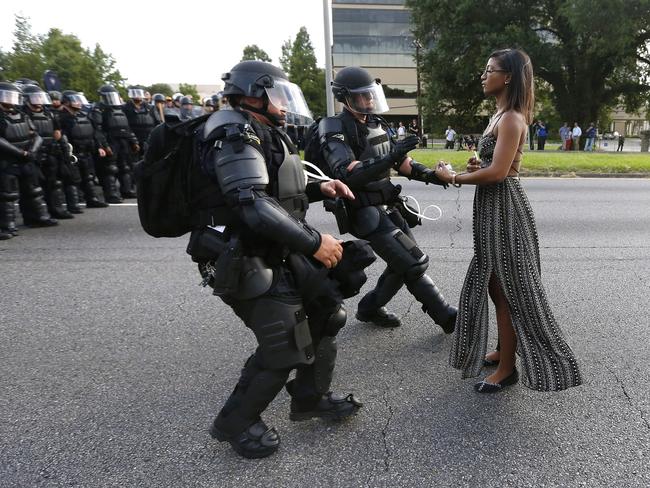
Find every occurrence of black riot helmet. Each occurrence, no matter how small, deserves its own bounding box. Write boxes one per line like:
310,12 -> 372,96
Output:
21,84 -> 52,110
221,60 -> 312,126
152,93 -> 166,104
98,84 -> 122,107
15,78 -> 40,87
180,96 -> 193,107
0,82 -> 22,110
48,90 -> 62,101
331,66 -> 389,115
62,90 -> 89,110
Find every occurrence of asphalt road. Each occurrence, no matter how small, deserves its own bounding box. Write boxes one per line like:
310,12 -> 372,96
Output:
1,178 -> 649,487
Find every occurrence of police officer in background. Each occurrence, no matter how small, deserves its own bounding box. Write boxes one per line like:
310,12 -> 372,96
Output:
185,61 -> 364,458
178,96 -> 195,120
21,84 -> 73,220
123,86 -> 156,157
58,90 -> 109,210
150,93 -> 167,125
91,85 -> 139,199
48,91 -> 62,111
316,66 -> 457,332
0,82 -> 57,238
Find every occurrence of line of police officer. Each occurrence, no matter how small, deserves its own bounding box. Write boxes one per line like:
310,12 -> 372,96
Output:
0,80 -> 219,239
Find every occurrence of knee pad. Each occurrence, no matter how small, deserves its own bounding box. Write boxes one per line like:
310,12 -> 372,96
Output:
324,305 -> 347,336
248,298 -> 315,370
404,256 -> 429,282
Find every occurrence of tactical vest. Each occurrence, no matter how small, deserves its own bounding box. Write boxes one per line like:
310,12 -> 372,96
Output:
275,140 -> 309,220
27,109 -> 56,147
68,111 -> 95,151
102,107 -> 132,139
1,111 -> 32,151
126,104 -> 155,140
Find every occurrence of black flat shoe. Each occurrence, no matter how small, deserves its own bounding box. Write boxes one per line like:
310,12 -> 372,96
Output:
290,392 -> 363,422
474,368 -> 518,393
356,307 -> 401,328
210,419 -> 280,459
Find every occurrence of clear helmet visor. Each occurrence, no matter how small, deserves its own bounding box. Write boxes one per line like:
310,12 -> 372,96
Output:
128,88 -> 146,99
345,83 -> 389,115
0,90 -> 22,106
26,92 -> 52,106
102,92 -> 122,106
66,94 -> 88,108
264,80 -> 313,125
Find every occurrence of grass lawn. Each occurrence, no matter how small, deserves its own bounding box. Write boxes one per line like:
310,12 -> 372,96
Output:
411,149 -> 650,175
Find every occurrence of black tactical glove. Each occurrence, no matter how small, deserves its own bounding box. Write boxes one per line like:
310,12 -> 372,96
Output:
386,134 -> 418,164
409,160 -> 449,188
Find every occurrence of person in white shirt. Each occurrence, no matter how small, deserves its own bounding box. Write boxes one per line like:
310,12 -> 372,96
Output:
397,122 -> 406,140
571,123 -> 582,150
445,126 -> 456,149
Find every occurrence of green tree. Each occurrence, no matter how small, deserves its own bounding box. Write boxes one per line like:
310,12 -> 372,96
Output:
178,83 -> 200,101
147,83 -> 173,96
281,27 -> 326,118
1,15 -> 126,101
241,45 -> 272,62
407,0 -> 650,133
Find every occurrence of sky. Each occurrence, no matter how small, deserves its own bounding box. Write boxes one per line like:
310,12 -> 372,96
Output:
0,0 -> 330,87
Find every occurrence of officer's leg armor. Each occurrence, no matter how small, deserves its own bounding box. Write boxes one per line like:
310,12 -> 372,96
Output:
18,162 -> 56,226
96,152 -> 121,203
77,153 -> 106,207
0,169 -> 19,234
213,352 -> 291,438
42,154 -> 72,219
116,139 -> 136,198
290,304 -> 346,400
363,208 -> 456,331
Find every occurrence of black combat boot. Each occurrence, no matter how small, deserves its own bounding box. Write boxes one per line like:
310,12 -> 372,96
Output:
286,379 -> 362,422
210,419 -> 280,459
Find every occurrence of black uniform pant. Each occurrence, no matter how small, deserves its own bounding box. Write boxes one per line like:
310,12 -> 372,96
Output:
213,263 -> 344,437
109,138 -> 136,197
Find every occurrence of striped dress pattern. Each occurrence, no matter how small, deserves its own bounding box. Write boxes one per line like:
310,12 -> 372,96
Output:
449,134 -> 582,391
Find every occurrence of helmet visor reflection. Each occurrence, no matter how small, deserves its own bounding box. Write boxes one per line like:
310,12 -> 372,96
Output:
102,92 -> 122,106
27,92 -> 52,105
0,90 -> 22,106
345,83 -> 389,115
128,88 -> 146,99
265,80 -> 313,125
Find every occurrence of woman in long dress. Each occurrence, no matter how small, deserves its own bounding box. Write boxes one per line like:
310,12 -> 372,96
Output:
435,49 -> 582,393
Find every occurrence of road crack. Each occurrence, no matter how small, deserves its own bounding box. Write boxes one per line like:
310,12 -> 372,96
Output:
607,366 -> 650,431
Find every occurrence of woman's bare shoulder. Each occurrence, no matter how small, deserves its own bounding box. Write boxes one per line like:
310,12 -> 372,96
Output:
495,110 -> 527,135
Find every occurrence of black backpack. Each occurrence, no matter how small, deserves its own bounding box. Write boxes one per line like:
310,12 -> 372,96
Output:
134,114 -> 211,238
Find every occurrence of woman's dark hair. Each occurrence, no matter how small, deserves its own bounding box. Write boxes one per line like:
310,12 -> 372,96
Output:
489,48 -> 534,124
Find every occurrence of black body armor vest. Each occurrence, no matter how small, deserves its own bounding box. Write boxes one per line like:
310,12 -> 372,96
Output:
1,111 -> 32,151
26,109 -> 56,147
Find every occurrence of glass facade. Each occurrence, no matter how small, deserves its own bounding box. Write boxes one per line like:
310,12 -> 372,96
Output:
333,0 -> 405,4
332,7 -> 414,68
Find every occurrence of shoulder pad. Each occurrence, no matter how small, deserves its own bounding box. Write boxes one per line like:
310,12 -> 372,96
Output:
203,109 -> 248,138
318,116 -> 345,138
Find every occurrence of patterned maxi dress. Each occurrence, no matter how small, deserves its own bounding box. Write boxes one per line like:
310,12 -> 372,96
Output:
449,133 -> 582,391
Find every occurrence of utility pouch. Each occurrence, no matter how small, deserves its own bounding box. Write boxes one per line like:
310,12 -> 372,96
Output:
186,227 -> 229,262
211,234 -> 243,296
396,197 -> 422,228
323,197 -> 351,234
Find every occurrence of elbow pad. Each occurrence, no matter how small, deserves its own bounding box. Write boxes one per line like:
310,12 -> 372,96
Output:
239,190 -> 321,255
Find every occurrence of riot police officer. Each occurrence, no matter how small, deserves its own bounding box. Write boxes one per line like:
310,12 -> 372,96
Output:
91,85 -> 139,199
0,82 -> 57,237
21,84 -> 73,219
316,66 -> 457,332
184,61 -> 364,458
58,90 -> 109,209
48,91 -> 62,111
123,86 -> 156,157
179,96 -> 194,120
150,93 -> 167,125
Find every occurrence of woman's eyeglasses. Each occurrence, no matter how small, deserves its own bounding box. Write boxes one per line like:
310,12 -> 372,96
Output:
481,68 -> 509,76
